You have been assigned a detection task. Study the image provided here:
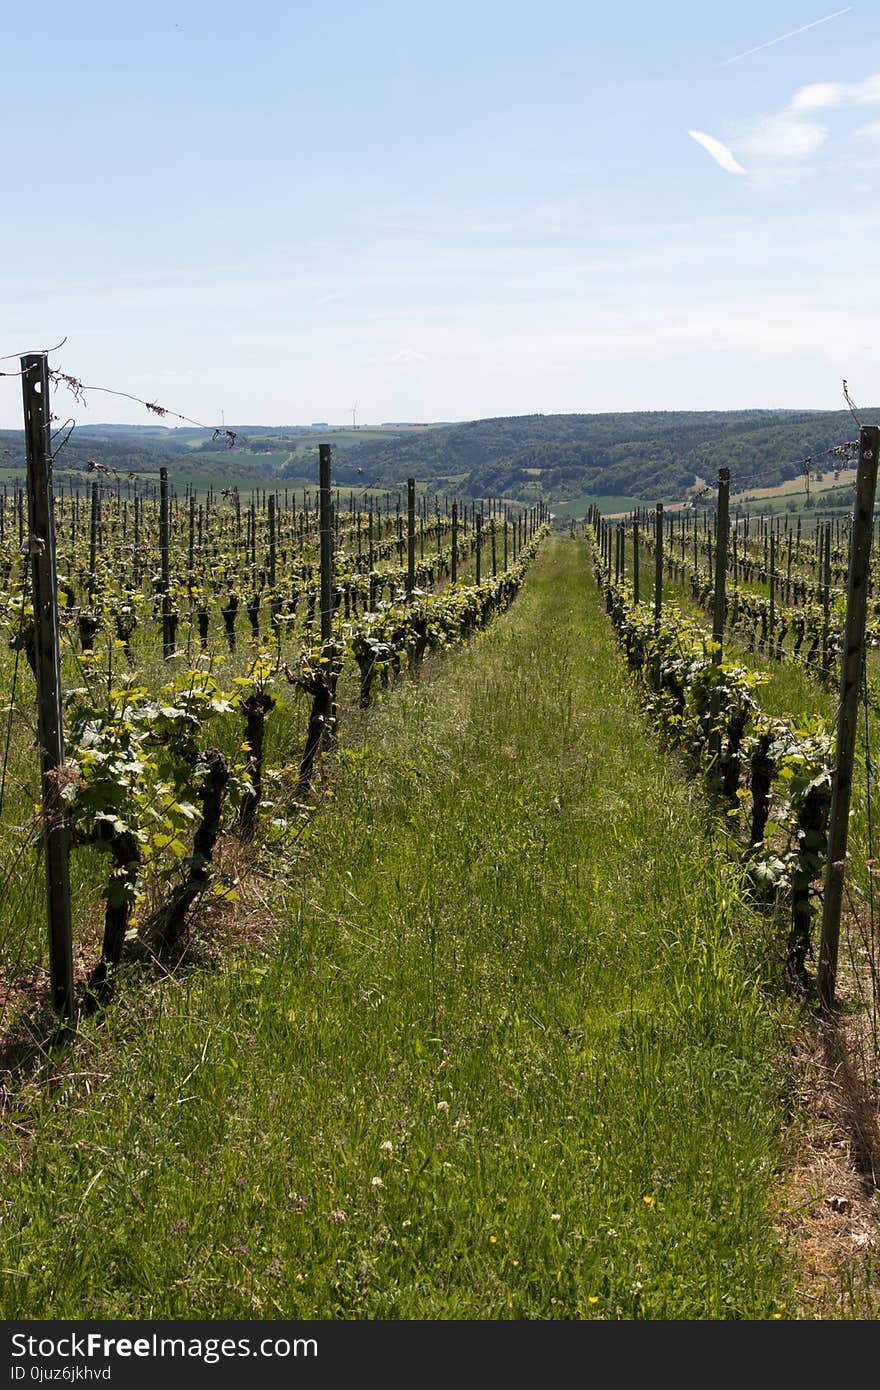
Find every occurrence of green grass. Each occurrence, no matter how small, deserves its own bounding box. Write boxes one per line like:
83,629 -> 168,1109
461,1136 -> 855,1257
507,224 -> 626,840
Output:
615,537 -> 880,1126
550,494 -> 647,520
282,427 -> 422,452
731,473 -> 857,520
0,538 -> 803,1318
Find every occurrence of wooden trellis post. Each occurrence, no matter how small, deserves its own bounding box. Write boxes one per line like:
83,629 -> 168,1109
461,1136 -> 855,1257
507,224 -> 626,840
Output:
21,352 -> 76,1024
633,513 -> 640,602
654,503 -> 663,626
407,477 -> 416,598
296,443 -> 336,798
88,482 -> 99,602
268,492 -> 277,588
709,469 -> 730,774
159,467 -> 174,659
712,469 -> 730,652
818,425 -> 880,1010
319,444 -> 333,641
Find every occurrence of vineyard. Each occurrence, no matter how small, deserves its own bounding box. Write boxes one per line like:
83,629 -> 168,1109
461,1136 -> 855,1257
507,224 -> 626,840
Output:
1,357 -> 879,1320
593,468 -> 880,1314
1,359 -> 549,1029
590,456 -> 880,1165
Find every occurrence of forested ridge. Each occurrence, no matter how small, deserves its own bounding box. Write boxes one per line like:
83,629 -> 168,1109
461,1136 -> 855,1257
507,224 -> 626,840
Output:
0,407 -> 869,501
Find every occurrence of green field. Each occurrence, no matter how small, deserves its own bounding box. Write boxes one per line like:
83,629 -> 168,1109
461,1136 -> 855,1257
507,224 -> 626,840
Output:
549,494 -> 647,520
4,536 -> 867,1318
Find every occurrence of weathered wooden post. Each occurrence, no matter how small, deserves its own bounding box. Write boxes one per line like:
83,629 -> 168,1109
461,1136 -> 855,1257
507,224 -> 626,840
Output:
21,353 -> 76,1024
708,470 -> 730,777
407,477 -> 416,598
821,522 -> 832,679
268,491 -> 277,588
818,425 -> 879,1011
633,513 -> 640,602
159,467 -> 174,659
713,469 -> 729,653
451,502 -> 458,584
319,445 -> 333,641
296,443 -> 336,798
476,513 -> 483,584
187,491 -> 196,591
88,482 -> 99,601
654,503 -> 663,626
769,528 -> 776,658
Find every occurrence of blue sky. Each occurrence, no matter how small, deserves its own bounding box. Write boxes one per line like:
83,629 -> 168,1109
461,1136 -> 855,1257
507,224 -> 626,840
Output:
2,1 -> 878,428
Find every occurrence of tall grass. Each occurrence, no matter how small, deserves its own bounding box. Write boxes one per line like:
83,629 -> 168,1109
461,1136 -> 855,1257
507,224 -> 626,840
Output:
0,537 -> 801,1318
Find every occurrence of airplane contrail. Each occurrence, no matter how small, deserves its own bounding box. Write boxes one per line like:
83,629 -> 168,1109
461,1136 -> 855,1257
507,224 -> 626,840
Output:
721,7 -> 852,65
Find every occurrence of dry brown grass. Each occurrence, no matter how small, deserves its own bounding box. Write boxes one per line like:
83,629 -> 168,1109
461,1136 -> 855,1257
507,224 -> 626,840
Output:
776,934 -> 880,1319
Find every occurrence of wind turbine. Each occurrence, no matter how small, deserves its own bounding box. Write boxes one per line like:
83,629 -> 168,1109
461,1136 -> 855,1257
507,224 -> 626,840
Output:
350,402 -> 358,430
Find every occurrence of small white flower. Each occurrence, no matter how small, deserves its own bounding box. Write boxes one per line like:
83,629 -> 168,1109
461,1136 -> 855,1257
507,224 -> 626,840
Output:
436,1100 -> 450,1113
371,1176 -> 384,1189
550,1213 -> 561,1222
379,1140 -> 394,1158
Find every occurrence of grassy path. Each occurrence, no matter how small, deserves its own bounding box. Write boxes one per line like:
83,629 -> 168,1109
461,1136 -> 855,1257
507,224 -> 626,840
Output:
1,537 -> 798,1319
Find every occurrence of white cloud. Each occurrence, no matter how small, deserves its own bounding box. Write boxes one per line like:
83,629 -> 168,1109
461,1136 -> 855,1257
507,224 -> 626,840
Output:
389,348 -> 427,364
790,73 -> 880,111
789,81 -> 844,112
736,71 -> 880,168
738,114 -> 828,160
687,129 -> 747,174
853,120 -> 880,139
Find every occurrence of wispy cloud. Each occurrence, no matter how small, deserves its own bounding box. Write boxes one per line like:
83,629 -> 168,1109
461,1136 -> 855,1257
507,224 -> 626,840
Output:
790,73 -> 880,110
736,70 -> 880,166
389,348 -> 427,364
5,202 -> 879,424
687,129 -> 747,174
721,8 -> 851,66
738,114 -> 828,160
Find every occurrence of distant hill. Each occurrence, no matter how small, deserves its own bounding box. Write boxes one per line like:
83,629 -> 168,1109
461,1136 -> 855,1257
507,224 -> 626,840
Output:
308,409 -> 872,502
1,408 -> 871,503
